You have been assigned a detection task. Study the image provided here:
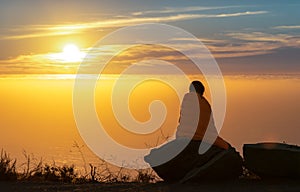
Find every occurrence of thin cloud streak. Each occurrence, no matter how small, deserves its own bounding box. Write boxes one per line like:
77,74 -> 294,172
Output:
131,5 -> 243,16
0,31 -> 77,40
225,32 -> 300,46
273,25 -> 300,29
0,51 -> 87,74
2,11 -> 268,40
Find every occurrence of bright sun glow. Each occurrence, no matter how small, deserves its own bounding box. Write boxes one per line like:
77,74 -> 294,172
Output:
62,44 -> 85,62
49,43 -> 86,63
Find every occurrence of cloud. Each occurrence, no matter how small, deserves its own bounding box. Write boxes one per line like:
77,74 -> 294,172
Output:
0,31 -> 77,40
165,36 -> 284,58
169,31 -> 300,58
171,37 -> 227,44
2,31 -> 296,74
214,11 -> 267,18
225,32 -> 300,46
5,28 -> 300,75
0,52 -> 82,74
273,25 -> 300,29
1,11 -> 268,40
210,31 -> 300,58
131,5 -> 242,16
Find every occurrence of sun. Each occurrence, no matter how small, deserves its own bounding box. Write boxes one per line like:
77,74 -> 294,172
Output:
61,44 -> 85,62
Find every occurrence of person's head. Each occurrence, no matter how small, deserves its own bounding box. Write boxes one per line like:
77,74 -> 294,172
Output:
189,81 -> 205,96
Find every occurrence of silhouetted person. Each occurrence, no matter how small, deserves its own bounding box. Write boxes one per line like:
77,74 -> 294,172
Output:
176,81 -> 229,150
145,81 -> 243,182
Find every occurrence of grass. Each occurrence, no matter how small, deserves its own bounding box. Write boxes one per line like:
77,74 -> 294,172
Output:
0,148 -> 160,184
0,149 -> 17,181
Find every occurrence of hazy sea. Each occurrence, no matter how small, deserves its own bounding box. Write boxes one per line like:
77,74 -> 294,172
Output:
1,74 -> 300,173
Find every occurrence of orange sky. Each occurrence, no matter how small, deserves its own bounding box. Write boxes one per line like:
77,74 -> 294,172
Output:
0,75 -> 299,165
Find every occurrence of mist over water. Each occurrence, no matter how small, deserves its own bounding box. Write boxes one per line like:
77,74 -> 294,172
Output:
0,74 -> 299,171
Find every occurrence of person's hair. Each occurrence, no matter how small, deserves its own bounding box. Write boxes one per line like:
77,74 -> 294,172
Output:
189,81 -> 205,95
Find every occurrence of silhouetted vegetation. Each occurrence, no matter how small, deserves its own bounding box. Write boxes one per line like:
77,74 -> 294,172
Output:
0,148 -> 159,184
0,149 -> 17,181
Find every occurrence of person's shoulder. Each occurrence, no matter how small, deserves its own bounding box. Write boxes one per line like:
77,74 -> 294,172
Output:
183,92 -> 198,100
182,92 -> 199,106
199,96 -> 211,108
184,92 -> 197,97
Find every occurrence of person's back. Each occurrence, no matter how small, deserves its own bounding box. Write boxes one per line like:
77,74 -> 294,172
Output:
176,82 -> 229,150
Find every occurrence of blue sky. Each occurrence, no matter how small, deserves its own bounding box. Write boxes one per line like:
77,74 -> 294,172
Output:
0,0 -> 299,74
